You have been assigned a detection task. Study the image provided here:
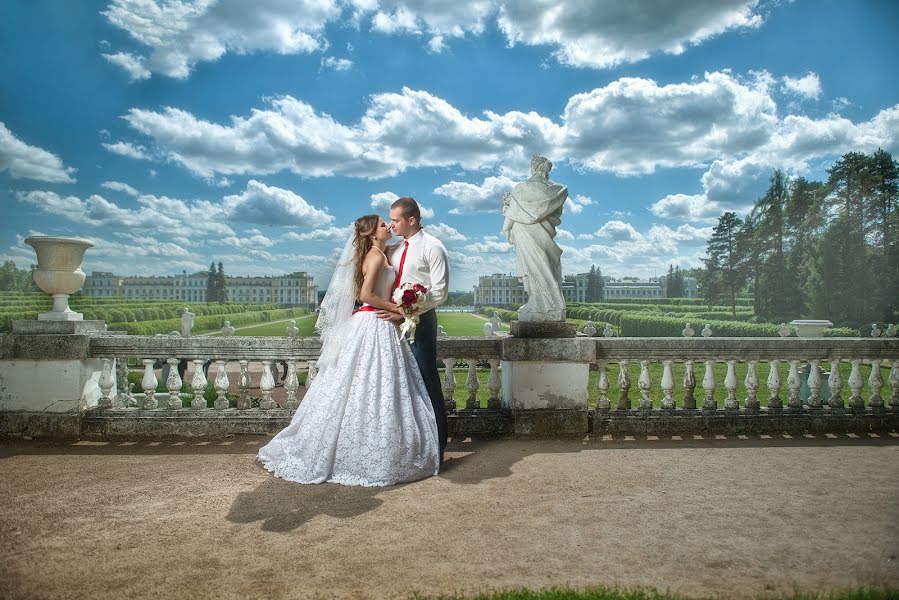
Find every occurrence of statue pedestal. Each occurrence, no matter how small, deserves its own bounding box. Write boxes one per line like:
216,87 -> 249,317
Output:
510,321 -> 576,338
500,336 -> 594,435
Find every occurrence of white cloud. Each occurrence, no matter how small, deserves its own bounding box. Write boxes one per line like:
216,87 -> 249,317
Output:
114,73 -> 899,207
424,222 -> 466,241
566,194 -> 593,214
103,141 -> 151,160
427,35 -> 446,53
434,175 -> 516,214
222,234 -> 276,251
0,122 -> 76,183
470,236 -> 513,253
596,220 -> 640,242
118,88 -> 562,179
221,180 -> 334,227
285,226 -> 352,242
370,191 -> 435,219
364,1 -> 493,38
101,180 -> 140,197
321,56 -> 353,71
556,227 -> 575,240
101,51 -> 150,81
650,193 -> 723,222
102,0 -> 340,79
782,72 -> 822,100
497,0 -> 764,69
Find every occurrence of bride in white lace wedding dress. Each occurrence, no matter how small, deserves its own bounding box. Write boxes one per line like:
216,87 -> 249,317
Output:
257,215 -> 440,486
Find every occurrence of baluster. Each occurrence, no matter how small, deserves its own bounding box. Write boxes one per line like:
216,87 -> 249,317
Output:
442,358 -> 457,410
724,360 -> 738,410
701,360 -> 716,411
98,358 -> 115,410
889,360 -> 899,412
214,360 -> 230,409
596,361 -> 610,411
787,360 -> 801,411
637,360 -> 652,411
616,360 -> 631,411
682,360 -> 696,410
141,359 -> 158,409
807,359 -> 822,410
466,361 -> 479,409
307,360 -> 319,385
767,360 -> 782,410
848,359 -> 864,411
236,360 -> 251,409
487,359 -> 501,409
660,360 -> 674,410
868,359 -> 884,410
260,360 -> 276,409
828,359 -> 843,411
166,358 -> 183,409
191,359 -> 207,409
284,360 -> 300,411
744,360 -> 759,411
115,358 -> 133,408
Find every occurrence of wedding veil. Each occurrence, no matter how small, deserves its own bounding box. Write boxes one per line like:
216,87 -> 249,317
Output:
315,231 -> 357,373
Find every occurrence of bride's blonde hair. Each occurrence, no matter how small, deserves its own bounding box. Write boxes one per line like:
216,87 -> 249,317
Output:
352,214 -> 380,299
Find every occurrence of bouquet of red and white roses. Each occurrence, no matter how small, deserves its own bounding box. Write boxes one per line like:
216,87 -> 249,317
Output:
392,282 -> 428,342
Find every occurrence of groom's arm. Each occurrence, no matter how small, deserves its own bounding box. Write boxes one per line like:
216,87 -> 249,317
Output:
418,242 -> 448,313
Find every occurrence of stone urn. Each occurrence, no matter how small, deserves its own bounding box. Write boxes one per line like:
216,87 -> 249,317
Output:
24,236 -> 94,321
788,319 -> 833,337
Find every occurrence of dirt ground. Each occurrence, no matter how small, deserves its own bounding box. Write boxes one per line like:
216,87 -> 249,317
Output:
1,434 -> 897,600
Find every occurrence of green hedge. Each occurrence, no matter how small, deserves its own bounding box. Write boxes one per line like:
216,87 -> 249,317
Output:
108,308 -> 308,335
618,314 -> 779,337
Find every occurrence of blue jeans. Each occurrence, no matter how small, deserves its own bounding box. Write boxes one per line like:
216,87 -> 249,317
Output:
410,309 -> 447,457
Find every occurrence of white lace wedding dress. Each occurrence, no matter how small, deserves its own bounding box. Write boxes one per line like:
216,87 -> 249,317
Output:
257,264 -> 440,486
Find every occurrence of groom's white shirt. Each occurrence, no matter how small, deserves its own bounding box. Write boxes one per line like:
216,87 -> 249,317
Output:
391,228 -> 449,313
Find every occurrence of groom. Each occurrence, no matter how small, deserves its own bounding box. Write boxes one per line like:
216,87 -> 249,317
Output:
377,196 -> 449,462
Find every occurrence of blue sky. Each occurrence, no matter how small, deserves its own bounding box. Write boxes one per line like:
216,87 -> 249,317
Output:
1,0 -> 897,292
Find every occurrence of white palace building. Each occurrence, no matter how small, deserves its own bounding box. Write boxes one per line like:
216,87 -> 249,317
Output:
83,271 -> 318,309
473,273 -> 697,308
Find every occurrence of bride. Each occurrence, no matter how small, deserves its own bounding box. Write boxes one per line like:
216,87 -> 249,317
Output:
257,215 -> 441,486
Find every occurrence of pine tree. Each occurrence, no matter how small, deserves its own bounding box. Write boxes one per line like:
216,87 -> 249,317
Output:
702,212 -> 744,315
205,262 -> 216,303
216,262 -> 226,303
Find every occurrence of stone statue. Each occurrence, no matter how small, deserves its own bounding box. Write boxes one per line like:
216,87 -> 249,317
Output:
502,154 -> 568,322
222,321 -> 234,336
286,319 -> 299,338
181,307 -> 194,338
483,321 -> 494,337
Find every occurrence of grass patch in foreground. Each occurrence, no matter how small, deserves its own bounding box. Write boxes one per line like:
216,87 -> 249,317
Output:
415,586 -> 897,600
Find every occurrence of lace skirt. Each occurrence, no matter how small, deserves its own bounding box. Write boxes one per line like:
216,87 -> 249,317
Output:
257,312 -> 440,486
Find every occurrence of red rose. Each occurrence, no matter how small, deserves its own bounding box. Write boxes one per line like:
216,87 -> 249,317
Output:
412,283 -> 427,293
401,289 -> 417,305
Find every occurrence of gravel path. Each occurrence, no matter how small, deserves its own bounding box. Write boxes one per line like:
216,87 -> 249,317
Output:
1,435 -> 897,599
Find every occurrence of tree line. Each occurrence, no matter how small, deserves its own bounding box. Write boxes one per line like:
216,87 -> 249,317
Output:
0,261 -> 37,292
701,149 -> 897,327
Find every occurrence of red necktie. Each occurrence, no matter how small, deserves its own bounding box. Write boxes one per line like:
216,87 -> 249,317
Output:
393,241 -> 409,291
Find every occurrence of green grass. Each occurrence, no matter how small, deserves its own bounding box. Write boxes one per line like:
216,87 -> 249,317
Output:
210,314 -> 318,336
438,313 -> 509,336
416,586 -> 897,600
210,312 -> 505,337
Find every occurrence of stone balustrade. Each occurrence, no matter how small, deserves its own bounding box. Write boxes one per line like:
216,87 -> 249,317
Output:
1,324 -> 897,438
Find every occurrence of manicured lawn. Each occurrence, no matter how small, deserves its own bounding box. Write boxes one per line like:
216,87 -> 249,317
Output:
210,315 -> 318,336
438,312 -> 509,336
